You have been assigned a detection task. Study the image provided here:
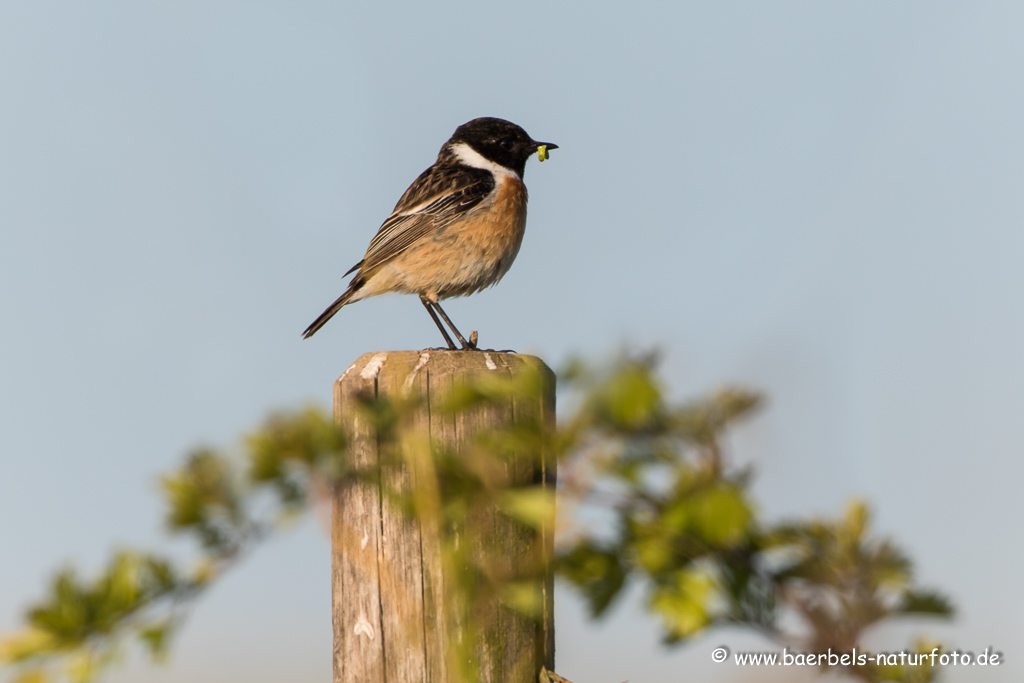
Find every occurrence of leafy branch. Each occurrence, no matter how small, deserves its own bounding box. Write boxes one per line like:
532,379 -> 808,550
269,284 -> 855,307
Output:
1,357 -> 953,683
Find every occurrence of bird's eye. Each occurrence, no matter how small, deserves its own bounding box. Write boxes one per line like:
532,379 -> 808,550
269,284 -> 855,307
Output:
499,139 -> 514,151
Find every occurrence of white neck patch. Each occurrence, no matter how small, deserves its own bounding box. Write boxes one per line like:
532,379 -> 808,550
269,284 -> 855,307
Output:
450,142 -> 520,180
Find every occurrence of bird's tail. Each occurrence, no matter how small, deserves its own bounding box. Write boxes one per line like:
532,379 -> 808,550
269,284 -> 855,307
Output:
302,285 -> 359,339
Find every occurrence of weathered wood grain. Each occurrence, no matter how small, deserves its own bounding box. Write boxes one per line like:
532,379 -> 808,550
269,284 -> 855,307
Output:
333,350 -> 556,683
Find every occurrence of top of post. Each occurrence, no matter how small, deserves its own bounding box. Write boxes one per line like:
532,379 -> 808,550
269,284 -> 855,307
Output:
336,350 -> 553,389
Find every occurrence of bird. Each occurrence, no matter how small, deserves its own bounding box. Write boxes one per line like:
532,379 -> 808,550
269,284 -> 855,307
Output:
302,117 -> 557,350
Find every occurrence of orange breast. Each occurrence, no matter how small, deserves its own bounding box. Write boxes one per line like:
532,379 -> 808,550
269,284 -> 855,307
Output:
435,175 -> 529,297
376,174 -> 531,300
473,175 -> 528,242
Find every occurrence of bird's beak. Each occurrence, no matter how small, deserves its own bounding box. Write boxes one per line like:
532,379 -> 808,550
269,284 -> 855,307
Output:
534,141 -> 558,162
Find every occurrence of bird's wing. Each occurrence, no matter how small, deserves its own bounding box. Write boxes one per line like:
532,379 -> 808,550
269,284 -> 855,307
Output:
354,167 -> 494,275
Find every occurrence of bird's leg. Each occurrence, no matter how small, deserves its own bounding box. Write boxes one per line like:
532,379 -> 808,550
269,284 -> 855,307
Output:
420,296 -> 457,350
432,301 -> 475,349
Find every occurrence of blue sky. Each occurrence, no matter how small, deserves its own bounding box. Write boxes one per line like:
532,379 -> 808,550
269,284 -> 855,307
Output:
2,2 -> 1022,682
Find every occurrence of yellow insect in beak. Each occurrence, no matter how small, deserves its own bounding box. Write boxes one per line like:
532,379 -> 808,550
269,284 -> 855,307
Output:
537,145 -> 549,162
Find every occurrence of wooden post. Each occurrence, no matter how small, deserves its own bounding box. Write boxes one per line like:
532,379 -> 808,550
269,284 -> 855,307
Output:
332,350 -> 556,683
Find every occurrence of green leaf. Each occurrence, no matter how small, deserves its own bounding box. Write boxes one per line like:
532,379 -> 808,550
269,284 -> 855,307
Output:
841,498 -> 870,542
160,449 -> 239,529
557,543 -> 627,617
497,488 -> 555,529
897,590 -> 955,618
0,628 -> 57,664
587,364 -> 663,432
634,531 -> 676,574
648,567 -> 715,642
138,619 -> 174,662
499,580 -> 545,618
689,485 -> 752,548
670,388 -> 761,441
246,407 -> 347,476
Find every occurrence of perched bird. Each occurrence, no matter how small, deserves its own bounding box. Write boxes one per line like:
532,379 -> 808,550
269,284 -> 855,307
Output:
302,117 -> 557,350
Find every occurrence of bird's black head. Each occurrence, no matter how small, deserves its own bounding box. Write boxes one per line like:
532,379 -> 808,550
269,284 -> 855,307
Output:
445,117 -> 557,178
